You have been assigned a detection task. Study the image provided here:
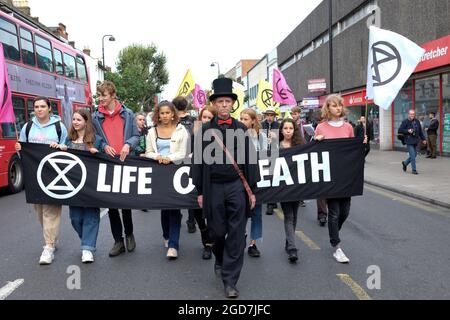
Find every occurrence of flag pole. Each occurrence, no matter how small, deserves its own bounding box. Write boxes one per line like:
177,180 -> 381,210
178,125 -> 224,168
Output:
13,121 -> 21,159
364,96 -> 369,137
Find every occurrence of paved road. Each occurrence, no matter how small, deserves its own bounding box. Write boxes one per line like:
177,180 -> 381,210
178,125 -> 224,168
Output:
1,185 -> 450,300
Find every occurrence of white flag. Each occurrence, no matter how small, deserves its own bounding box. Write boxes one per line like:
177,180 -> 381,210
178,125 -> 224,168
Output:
366,26 -> 425,110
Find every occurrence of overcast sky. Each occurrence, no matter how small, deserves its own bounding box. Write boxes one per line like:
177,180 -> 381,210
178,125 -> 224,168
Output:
28,0 -> 322,99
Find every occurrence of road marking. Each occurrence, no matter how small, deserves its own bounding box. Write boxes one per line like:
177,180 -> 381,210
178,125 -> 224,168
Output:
100,209 -> 108,219
274,208 -> 284,220
274,208 -> 321,250
295,231 -> 321,250
365,185 -> 450,217
0,279 -> 24,300
336,274 -> 372,300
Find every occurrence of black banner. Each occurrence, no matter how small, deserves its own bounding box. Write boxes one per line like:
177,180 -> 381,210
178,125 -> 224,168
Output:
21,139 -> 364,209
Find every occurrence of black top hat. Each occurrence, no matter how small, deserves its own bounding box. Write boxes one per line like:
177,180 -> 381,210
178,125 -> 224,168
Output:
209,78 -> 238,102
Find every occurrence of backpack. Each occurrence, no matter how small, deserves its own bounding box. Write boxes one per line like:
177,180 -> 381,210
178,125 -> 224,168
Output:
397,130 -> 406,145
179,115 -> 195,136
25,120 -> 62,143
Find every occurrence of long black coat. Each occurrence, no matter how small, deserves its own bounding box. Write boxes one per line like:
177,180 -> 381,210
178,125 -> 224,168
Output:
191,117 -> 259,223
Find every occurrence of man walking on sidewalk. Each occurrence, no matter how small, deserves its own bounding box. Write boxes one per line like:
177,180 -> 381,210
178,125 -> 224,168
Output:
399,110 -> 427,175
426,112 -> 439,159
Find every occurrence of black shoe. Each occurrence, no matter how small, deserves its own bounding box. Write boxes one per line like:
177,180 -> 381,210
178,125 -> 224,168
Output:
214,263 -> 222,278
402,162 -> 407,172
288,249 -> 298,263
225,286 -> 239,299
426,155 -> 432,158
187,220 -> 197,233
126,234 -> 136,252
431,156 -> 437,159
300,200 -> 306,207
412,171 -> 418,175
248,244 -> 261,257
109,241 -> 125,257
141,209 -> 148,212
266,207 -> 274,215
202,246 -> 212,260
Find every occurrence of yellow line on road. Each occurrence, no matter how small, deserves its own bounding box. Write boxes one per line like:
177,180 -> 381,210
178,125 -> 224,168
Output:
337,274 -> 372,300
365,185 -> 450,217
295,231 -> 321,250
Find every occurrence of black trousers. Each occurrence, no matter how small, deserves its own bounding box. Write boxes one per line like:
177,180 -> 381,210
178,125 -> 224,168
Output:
209,180 -> 247,288
189,208 -> 212,246
326,198 -> 351,247
108,209 -> 133,242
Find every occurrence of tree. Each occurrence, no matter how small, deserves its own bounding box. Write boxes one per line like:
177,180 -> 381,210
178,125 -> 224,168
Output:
105,44 -> 169,112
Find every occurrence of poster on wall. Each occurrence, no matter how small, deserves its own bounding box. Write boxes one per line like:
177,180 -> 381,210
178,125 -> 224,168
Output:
443,113 -> 450,153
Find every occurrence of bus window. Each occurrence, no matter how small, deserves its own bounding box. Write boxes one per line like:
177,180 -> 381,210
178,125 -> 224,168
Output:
20,27 -> 35,66
14,95 -> 26,127
76,55 -> 87,82
50,101 -> 59,116
35,35 -> 53,72
63,53 -> 76,79
27,99 -> 34,120
0,17 -> 20,61
54,49 -> 64,75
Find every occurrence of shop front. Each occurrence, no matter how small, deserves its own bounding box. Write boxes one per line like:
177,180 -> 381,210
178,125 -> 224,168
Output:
393,34 -> 450,156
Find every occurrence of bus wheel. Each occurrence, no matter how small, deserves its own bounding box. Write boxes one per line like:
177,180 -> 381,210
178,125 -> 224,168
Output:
7,155 -> 24,194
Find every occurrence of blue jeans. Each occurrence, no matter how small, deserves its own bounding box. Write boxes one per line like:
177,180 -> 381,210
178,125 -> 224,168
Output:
404,144 -> 418,172
161,210 -> 182,250
69,207 -> 100,252
250,204 -> 262,241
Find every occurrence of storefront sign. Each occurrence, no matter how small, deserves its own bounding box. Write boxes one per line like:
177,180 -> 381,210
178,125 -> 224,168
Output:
301,97 -> 320,109
415,35 -> 450,73
308,79 -> 327,93
341,90 -> 373,107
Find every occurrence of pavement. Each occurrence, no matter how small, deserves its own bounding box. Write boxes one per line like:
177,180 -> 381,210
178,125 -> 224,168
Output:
364,148 -> 450,209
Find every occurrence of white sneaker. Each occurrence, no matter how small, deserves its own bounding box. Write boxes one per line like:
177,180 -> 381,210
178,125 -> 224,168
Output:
81,250 -> 94,263
167,248 -> 178,259
333,248 -> 350,263
39,246 -> 55,265
163,239 -> 169,248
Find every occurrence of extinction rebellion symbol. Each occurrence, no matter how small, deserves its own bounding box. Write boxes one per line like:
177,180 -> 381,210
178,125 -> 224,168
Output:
179,82 -> 191,96
37,152 -> 87,199
371,41 -> 402,87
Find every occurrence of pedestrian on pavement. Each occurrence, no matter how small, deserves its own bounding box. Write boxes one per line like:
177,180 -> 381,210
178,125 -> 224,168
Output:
146,101 -> 189,260
399,110 -> 427,175
291,107 -> 307,208
261,106 -> 279,215
425,112 -> 439,159
240,108 -> 267,258
192,78 -> 258,299
279,118 -> 306,263
188,105 -> 217,260
173,96 -> 198,234
15,96 -> 68,265
315,94 -> 366,264
60,109 -> 103,263
92,80 -> 139,257
354,116 -> 374,159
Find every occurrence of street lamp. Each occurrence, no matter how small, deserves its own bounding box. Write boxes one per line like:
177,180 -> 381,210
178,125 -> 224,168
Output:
102,35 -> 116,68
211,62 -> 220,77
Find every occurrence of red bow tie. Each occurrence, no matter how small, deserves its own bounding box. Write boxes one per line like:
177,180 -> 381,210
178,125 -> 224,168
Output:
218,118 -> 232,125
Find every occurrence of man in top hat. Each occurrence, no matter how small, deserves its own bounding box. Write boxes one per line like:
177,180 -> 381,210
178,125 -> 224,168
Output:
260,106 -> 280,215
192,78 -> 258,298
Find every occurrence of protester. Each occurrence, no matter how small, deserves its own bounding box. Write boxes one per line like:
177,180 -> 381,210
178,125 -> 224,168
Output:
134,112 -> 148,157
60,109 -> 103,263
240,108 -> 266,258
92,80 -> 139,257
425,112 -> 439,159
291,107 -> 307,208
354,116 -> 374,159
315,94 -> 366,263
146,101 -> 189,259
192,78 -> 258,298
173,96 -> 198,234
261,106 -> 279,215
399,110 -> 426,175
278,118 -> 306,263
15,96 -> 68,265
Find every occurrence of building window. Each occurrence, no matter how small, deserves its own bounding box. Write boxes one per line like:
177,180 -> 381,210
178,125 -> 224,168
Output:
0,17 -> 20,61
442,73 -> 450,153
415,76 -> 440,144
393,80 -> 413,148
19,28 -> 35,66
35,35 -> 53,72
63,53 -> 76,79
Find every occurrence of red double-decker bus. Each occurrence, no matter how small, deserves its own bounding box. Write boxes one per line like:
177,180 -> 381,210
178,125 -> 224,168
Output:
0,4 -> 93,193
